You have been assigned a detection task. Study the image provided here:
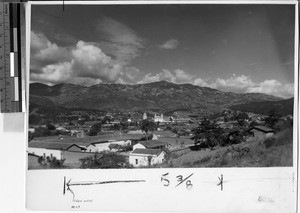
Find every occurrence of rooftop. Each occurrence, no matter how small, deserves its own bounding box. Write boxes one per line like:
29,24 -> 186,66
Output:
250,126 -> 274,133
137,140 -> 168,148
31,133 -> 151,145
28,142 -> 75,150
130,148 -> 164,156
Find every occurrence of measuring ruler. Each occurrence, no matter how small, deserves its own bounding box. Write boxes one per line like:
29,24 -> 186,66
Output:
0,2 -> 23,113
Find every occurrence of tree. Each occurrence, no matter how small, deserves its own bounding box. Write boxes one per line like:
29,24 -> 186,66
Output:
46,123 -> 56,130
77,119 -> 86,125
140,120 -> 156,133
191,118 -> 223,148
112,123 -> 120,131
235,112 -> 249,127
265,110 -> 280,129
79,152 -> 130,168
88,122 -> 102,136
38,156 -> 65,168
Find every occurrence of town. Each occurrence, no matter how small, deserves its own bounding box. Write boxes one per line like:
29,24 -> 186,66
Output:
28,107 -> 293,169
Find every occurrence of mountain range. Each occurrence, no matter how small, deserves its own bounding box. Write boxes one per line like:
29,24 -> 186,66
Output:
29,81 -> 288,115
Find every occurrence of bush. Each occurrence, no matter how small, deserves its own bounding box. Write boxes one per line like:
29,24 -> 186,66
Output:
89,122 -> 102,136
38,156 -> 65,168
263,128 -> 293,148
79,152 -> 130,169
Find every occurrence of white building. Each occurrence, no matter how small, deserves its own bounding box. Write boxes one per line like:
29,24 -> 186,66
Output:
133,140 -> 168,150
154,114 -> 164,122
143,112 -> 147,120
86,140 -> 131,152
154,114 -> 173,123
27,147 -> 63,160
129,148 -> 165,167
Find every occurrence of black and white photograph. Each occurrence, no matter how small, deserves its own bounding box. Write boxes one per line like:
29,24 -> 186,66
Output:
28,3 -> 296,170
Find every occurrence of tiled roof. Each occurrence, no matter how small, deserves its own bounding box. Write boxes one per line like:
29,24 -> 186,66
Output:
138,140 -> 168,148
66,144 -> 87,150
28,142 -> 73,150
130,148 -> 163,156
31,133 -> 151,145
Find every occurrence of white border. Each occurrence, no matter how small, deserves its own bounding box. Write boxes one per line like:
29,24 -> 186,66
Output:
0,1 -> 296,213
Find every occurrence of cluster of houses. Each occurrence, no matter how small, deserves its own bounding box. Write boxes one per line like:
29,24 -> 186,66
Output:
28,107 -> 288,169
28,132 -> 170,168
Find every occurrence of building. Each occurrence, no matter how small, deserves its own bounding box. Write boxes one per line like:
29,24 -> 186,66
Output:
154,114 -> 164,122
28,153 -> 42,169
86,139 -> 132,152
28,147 -> 64,160
129,148 -> 165,167
133,140 -> 169,150
143,112 -> 147,120
248,126 -> 275,139
66,144 -> 87,152
154,114 -> 174,123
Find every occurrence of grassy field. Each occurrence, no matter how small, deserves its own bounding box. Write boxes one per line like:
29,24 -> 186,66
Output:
166,128 -> 293,167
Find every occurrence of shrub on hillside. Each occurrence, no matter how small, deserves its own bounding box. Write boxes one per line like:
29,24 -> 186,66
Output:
263,128 -> 293,148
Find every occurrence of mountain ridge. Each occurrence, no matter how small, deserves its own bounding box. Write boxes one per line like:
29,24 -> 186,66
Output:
29,81 -> 285,114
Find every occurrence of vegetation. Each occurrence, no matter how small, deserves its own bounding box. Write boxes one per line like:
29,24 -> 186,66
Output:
229,98 -> 293,116
140,119 -> 157,133
28,126 -> 69,140
168,133 -> 292,167
88,122 -> 102,136
38,156 -> 66,168
191,118 -> 224,148
108,143 -> 132,152
79,152 -> 130,169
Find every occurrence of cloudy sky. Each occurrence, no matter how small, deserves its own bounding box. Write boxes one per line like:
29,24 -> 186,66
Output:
30,4 -> 295,98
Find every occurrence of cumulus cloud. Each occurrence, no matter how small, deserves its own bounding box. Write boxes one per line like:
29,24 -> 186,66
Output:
72,41 -> 122,82
30,31 -> 293,98
214,74 -> 256,93
211,74 -> 294,98
138,69 -> 192,84
96,17 -> 146,65
247,80 -> 294,98
31,61 -> 73,84
30,31 -> 139,85
193,78 -> 212,87
138,70 -> 293,98
159,39 -> 179,50
31,31 -> 71,72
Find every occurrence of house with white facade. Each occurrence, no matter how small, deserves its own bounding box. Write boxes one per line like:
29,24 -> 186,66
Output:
86,139 -> 132,152
133,140 -> 169,150
129,148 -> 165,167
27,147 -> 64,160
154,114 -> 174,123
66,144 -> 87,152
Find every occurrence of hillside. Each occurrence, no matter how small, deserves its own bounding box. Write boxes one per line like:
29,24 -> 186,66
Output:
229,98 -> 294,116
29,81 -> 283,114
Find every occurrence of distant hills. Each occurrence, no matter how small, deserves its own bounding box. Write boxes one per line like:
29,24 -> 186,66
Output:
29,81 -> 286,114
229,98 -> 294,116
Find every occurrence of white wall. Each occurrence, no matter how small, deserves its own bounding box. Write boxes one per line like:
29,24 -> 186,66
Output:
129,152 -> 165,167
94,143 -> 110,151
86,144 -> 97,152
133,143 -> 146,150
87,140 -> 131,152
152,152 -> 165,164
129,155 -> 149,167
27,147 -> 63,160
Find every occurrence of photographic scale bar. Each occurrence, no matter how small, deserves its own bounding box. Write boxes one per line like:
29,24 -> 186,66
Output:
0,2 -> 23,113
